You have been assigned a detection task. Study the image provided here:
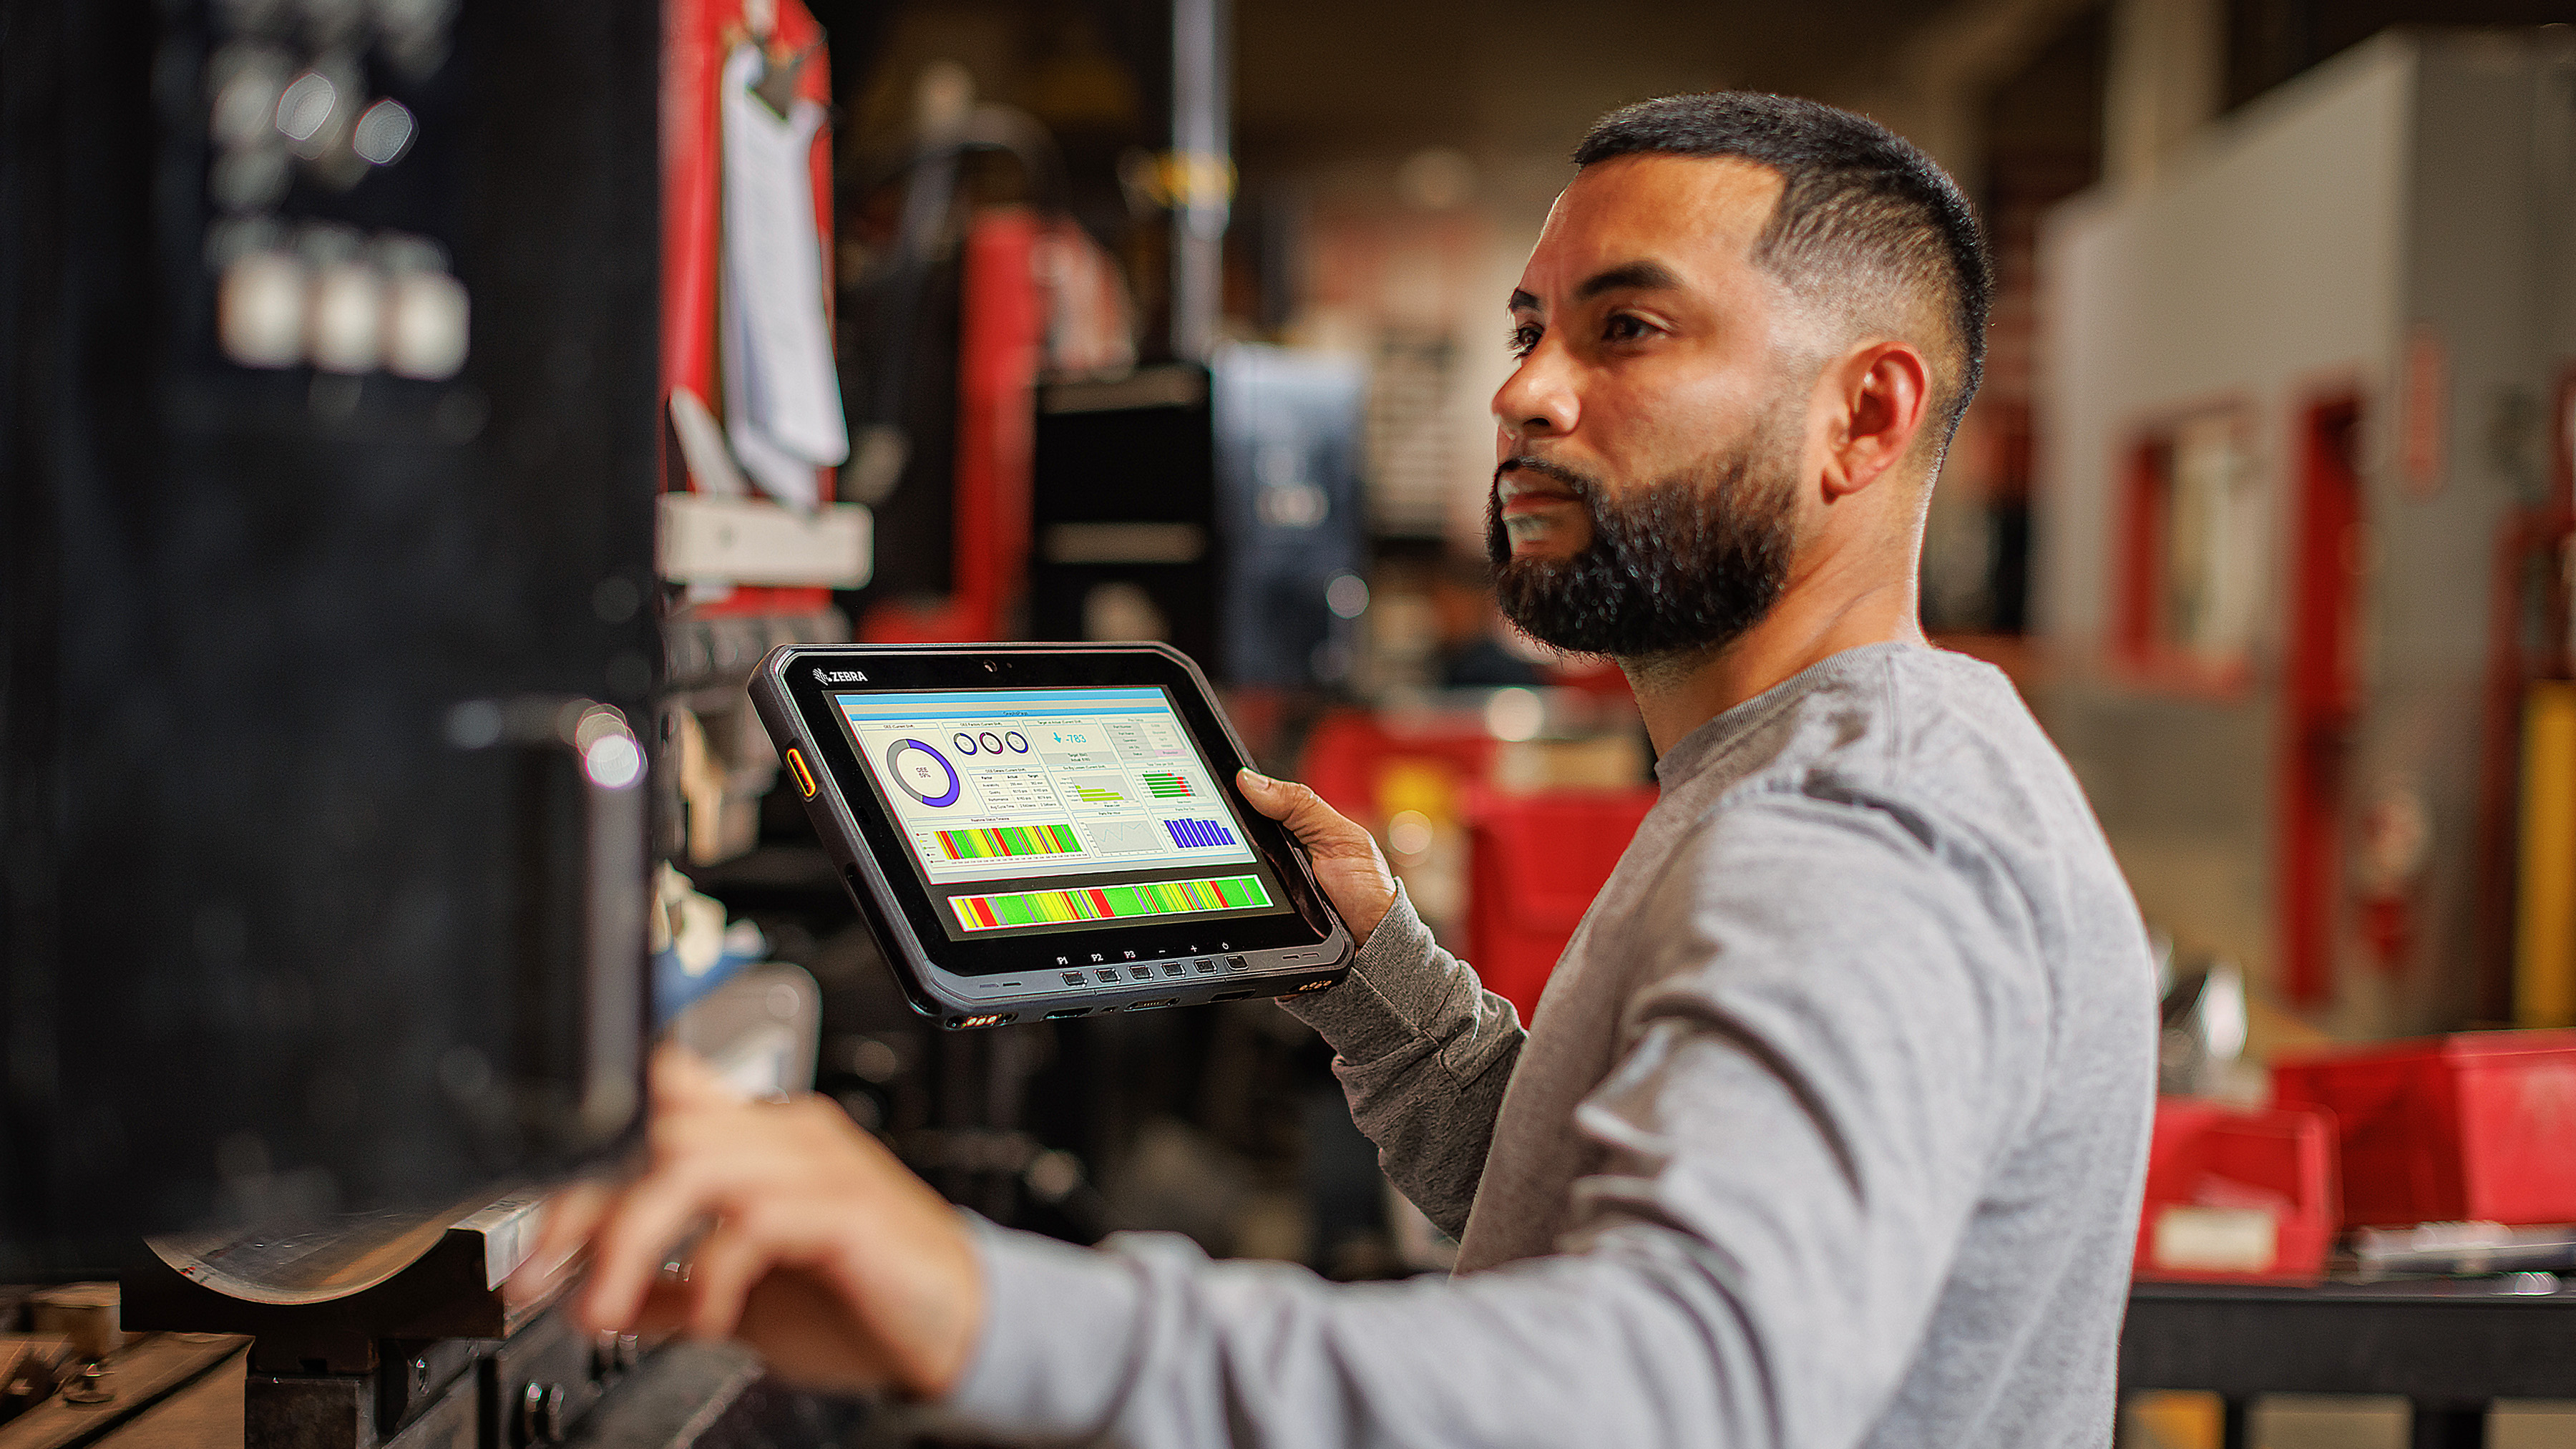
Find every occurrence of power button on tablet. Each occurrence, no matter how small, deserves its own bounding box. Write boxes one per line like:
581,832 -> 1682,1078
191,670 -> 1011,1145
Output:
784,746 -> 819,799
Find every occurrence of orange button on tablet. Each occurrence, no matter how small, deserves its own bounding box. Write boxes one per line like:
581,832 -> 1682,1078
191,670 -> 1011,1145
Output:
784,746 -> 818,799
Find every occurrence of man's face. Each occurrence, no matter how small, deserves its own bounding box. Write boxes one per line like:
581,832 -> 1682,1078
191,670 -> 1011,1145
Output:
1486,154 -> 1811,659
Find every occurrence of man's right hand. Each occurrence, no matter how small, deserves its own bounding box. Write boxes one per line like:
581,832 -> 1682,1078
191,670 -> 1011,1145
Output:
1236,769 -> 1398,947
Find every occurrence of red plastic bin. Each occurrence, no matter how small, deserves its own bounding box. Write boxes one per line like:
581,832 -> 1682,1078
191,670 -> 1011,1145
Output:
2270,1029 -> 2576,1228
1464,788 -> 1657,1023
2133,1098 -> 2339,1283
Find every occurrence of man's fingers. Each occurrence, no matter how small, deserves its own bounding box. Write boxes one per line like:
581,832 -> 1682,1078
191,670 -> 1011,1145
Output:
1236,771 -> 1374,857
550,1091 -> 978,1401
579,1096 -> 867,1333
526,1180 -> 613,1274
679,1216 -> 775,1342
576,1159 -> 726,1334
1238,769 -> 1398,945
629,1277 -> 697,1340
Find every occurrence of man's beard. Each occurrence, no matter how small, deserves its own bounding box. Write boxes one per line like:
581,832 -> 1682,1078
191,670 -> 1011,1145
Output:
1485,426 -> 1799,661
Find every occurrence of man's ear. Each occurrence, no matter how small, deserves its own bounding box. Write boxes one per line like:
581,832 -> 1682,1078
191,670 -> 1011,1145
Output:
1819,340 -> 1933,501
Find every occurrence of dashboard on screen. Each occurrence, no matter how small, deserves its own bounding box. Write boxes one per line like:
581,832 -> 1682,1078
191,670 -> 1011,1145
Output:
832,687 -> 1293,942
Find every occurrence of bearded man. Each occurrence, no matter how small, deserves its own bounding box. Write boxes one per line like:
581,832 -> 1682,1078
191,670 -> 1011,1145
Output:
541,93 -> 2159,1448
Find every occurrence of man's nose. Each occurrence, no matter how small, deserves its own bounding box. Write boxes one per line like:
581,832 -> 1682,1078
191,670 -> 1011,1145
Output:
1491,339 -> 1578,444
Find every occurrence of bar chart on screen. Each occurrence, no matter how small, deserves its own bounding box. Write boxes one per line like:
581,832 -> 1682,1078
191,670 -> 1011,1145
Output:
948,874 -> 1270,932
1067,774 -> 1131,804
1163,818 -> 1236,849
1143,771 -> 1194,799
934,823 -> 1084,860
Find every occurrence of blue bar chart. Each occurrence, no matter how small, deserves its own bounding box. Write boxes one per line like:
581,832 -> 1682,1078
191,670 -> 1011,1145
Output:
1163,818 -> 1237,849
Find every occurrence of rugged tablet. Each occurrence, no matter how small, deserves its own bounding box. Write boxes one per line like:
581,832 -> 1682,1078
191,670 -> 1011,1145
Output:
749,643 -> 1355,1027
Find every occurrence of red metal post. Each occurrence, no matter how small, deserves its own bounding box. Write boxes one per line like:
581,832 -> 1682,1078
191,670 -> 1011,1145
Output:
2278,398 -> 2363,1006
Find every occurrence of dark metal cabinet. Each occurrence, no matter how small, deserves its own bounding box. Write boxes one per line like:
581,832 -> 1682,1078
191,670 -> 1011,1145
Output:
1,0 -> 662,1270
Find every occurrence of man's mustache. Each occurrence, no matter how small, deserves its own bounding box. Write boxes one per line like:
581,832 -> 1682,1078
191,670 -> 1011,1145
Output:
1494,455 -> 1600,498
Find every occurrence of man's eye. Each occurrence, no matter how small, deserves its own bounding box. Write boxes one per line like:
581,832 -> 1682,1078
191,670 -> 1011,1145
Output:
1604,313 -> 1652,343
1507,323 -> 1541,358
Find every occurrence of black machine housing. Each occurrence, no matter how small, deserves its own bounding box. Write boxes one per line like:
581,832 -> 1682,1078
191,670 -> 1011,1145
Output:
751,643 -> 1353,1026
1,0 -> 661,1269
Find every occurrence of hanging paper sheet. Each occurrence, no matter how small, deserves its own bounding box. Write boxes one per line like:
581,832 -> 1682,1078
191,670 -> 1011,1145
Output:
718,42 -> 846,510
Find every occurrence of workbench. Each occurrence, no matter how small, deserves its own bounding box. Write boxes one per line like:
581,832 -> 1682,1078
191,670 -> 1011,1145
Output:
2121,1275 -> 2576,1448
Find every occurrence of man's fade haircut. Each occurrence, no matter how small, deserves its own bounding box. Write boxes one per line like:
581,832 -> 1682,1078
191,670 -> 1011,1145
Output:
1574,92 -> 1991,457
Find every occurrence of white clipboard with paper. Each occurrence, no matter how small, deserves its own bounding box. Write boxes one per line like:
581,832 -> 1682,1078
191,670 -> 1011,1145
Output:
716,42 -> 847,512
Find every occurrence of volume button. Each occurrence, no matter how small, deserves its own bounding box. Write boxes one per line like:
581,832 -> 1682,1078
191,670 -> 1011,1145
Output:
785,746 -> 819,799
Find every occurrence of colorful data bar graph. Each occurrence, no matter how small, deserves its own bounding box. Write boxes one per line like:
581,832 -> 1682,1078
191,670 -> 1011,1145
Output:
1143,771 -> 1193,799
1163,818 -> 1236,849
948,874 -> 1269,932
1073,784 -> 1126,804
935,823 -> 1083,860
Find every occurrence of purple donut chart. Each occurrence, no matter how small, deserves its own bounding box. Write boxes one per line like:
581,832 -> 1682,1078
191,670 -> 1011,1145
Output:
886,738 -> 962,808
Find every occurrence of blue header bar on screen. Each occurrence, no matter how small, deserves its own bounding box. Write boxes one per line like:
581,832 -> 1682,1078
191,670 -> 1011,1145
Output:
835,687 -> 1173,722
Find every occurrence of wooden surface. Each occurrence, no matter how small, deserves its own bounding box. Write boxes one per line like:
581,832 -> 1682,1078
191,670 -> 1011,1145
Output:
0,1335 -> 249,1449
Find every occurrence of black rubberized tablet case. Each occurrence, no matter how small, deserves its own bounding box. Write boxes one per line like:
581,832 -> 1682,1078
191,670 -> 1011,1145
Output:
748,643 -> 1354,1027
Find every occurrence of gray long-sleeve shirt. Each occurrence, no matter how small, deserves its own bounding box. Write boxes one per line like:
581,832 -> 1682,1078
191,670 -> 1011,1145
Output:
926,643 -> 2158,1448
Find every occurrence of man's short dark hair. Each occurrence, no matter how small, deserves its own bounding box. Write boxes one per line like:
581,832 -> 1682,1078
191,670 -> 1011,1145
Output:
1574,92 -> 1991,454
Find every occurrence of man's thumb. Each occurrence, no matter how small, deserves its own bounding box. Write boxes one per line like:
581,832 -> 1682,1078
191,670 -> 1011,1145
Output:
1236,769 -> 1320,826
1236,769 -> 1365,847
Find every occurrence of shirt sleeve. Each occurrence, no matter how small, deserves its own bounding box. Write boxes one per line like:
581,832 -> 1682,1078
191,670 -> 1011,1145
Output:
916,791 -> 2051,1449
1274,880 -> 1527,1237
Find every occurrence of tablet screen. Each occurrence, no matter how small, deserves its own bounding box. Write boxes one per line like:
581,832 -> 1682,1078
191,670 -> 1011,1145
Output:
831,686 -> 1292,942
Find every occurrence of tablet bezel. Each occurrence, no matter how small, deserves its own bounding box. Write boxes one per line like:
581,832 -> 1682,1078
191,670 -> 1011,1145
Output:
758,643 -> 1347,988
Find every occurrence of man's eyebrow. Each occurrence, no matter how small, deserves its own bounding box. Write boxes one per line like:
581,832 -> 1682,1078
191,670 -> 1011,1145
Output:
1508,262 -> 1686,315
1574,260 -> 1682,300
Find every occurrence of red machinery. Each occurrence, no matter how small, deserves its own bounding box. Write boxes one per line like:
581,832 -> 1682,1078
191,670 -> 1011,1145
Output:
2036,34 -> 2576,1035
857,211 -> 1050,644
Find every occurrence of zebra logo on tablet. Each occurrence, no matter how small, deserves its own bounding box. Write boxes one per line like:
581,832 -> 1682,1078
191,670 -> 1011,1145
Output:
816,668 -> 868,683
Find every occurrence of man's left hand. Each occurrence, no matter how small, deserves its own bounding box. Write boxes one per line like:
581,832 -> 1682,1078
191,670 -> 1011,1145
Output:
518,1045 -> 984,1398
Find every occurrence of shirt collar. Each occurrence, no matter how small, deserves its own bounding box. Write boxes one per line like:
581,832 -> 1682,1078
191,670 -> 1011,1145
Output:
1649,641 -> 1922,787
